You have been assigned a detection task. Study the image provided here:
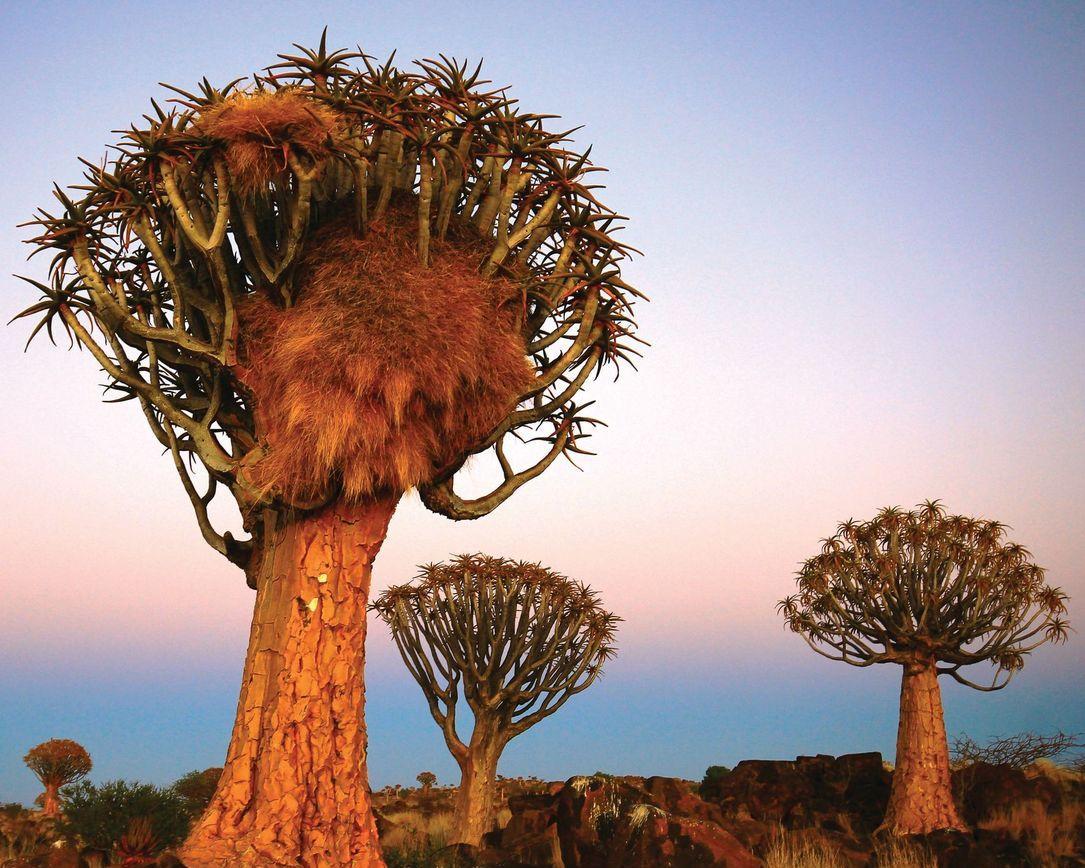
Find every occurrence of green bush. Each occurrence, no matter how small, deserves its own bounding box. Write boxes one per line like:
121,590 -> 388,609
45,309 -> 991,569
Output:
702,765 -> 731,786
60,780 -> 190,852
171,767 -> 222,818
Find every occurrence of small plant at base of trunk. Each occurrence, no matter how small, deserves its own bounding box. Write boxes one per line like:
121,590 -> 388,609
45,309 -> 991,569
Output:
778,501 -> 1070,836
113,816 -> 158,865
59,780 -> 189,856
373,554 -> 620,847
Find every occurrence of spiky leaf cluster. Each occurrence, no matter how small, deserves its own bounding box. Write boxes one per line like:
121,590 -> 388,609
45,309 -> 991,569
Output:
17,35 -> 643,571
23,739 -> 92,788
371,554 -> 620,757
778,501 -> 1069,690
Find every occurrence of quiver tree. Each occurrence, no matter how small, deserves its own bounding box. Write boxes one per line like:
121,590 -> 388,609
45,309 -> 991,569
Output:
372,554 -> 620,846
23,739 -> 91,817
778,501 -> 1070,836
415,772 -> 436,795
17,34 -> 641,868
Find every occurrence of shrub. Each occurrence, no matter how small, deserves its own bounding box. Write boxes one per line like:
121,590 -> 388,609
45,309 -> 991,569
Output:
60,780 -> 190,852
952,731 -> 1084,769
171,767 -> 222,818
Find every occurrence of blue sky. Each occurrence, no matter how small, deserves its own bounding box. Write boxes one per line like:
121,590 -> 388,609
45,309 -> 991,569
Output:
1,1 -> 1083,804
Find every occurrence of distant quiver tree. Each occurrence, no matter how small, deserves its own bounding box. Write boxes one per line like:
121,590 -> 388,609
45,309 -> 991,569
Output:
23,739 -> 91,818
373,554 -> 619,847
778,501 -> 1070,836
17,33 -> 642,868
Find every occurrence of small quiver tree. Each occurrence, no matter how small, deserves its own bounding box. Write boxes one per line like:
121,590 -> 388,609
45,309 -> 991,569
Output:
23,739 -> 91,818
778,501 -> 1070,836
415,772 -> 437,796
18,35 -> 641,868
373,554 -> 620,847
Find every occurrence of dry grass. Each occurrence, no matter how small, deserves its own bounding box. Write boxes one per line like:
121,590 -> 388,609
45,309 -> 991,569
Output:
871,837 -> 936,868
762,827 -> 845,868
380,808 -> 454,851
196,89 -> 342,193
979,799 -> 1083,866
1027,758 -> 1085,786
237,197 -> 533,504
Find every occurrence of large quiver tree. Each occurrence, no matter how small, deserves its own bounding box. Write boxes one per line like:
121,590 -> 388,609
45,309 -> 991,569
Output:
778,501 -> 1070,836
372,554 -> 619,846
18,35 -> 641,868
23,739 -> 92,818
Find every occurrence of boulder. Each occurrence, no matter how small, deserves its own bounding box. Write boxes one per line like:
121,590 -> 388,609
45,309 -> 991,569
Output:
952,762 -> 1062,823
491,775 -> 759,867
701,752 -> 890,833
476,826 -> 564,867
608,812 -> 760,868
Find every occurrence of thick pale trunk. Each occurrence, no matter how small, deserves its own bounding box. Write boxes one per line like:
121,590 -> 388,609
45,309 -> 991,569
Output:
180,498 -> 397,867
883,659 -> 967,835
452,722 -> 504,847
41,782 -> 60,817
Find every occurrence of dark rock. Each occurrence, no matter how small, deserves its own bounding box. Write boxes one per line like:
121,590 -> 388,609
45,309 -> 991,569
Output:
953,762 -> 1062,824
491,775 -> 760,867
903,828 -> 1032,868
476,826 -> 564,867
702,752 -> 890,833
500,793 -> 561,841
608,812 -> 760,868
643,777 -> 725,825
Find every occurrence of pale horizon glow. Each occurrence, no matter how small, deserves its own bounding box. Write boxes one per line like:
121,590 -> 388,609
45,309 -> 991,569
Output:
1,1 -> 1083,804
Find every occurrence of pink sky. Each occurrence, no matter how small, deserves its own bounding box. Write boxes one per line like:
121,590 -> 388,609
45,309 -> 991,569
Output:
1,0 -> 1083,803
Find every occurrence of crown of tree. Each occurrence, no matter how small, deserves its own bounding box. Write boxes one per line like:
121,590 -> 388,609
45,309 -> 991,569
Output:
373,553 -> 619,737
23,739 -> 92,786
778,500 -> 1070,690
19,34 -> 643,575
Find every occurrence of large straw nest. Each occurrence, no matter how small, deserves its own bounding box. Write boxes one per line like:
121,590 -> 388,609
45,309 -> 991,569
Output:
236,195 -> 534,504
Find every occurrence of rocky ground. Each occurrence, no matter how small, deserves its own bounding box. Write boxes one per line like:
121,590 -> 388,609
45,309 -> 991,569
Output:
3,754 -> 1083,866
377,754 -> 1085,867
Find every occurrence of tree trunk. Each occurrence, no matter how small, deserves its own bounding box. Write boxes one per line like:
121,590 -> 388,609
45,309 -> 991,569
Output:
180,497 -> 398,867
40,782 -> 60,817
452,721 -> 504,847
882,659 -> 967,835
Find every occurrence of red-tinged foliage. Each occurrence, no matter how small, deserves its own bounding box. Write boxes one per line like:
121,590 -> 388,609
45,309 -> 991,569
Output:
235,196 -> 533,503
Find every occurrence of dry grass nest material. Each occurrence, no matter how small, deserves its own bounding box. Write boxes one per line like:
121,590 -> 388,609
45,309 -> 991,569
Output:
236,196 -> 534,504
196,89 -> 342,193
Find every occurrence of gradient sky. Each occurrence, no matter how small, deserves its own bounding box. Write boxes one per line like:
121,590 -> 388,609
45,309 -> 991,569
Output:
1,1 -> 1083,805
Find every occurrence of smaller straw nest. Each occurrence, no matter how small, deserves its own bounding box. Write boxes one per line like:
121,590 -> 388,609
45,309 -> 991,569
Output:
236,196 -> 535,505
196,89 -> 342,193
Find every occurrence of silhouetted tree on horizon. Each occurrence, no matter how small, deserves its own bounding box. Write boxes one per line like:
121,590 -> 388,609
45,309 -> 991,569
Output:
18,32 -> 641,868
779,500 -> 1069,836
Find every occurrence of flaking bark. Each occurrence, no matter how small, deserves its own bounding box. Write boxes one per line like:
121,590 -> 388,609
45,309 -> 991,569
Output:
882,660 -> 967,836
181,498 -> 397,867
